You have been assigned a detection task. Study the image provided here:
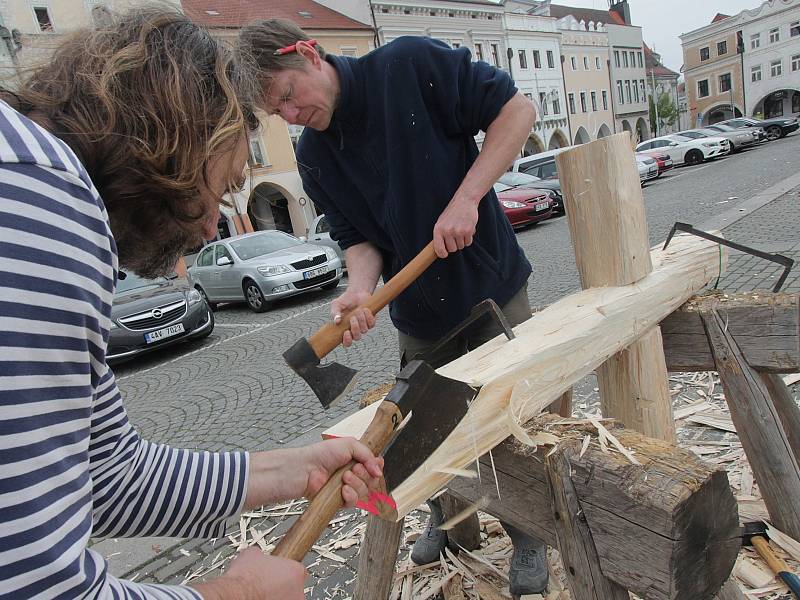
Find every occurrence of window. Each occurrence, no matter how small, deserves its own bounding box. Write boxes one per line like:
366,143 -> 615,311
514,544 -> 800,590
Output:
340,46 -> 358,57
215,245 -> 233,264
638,52 -> 643,68
792,21 -> 800,37
719,73 -> 732,93
547,50 -> 555,68
751,64 -> 762,82
591,91 -> 598,111
625,80 -> 631,104
793,54 -> 800,72
614,50 -> 620,67
717,40 -> 727,56
568,93 -> 576,114
771,59 -> 782,77
580,92 -> 587,113
248,137 -> 266,167
640,80 -> 646,100
571,56 -> 577,70
700,47 -> 710,61
33,6 -> 53,32
616,80 -> 624,104
315,216 -> 331,234
629,51 -> 636,67
602,90 -> 609,110
518,50 -> 528,69
539,92 -> 549,115
197,246 -> 215,267
491,44 -> 500,66
770,28 -> 780,43
751,33 -> 760,49
474,43 -> 483,61
697,79 -> 709,98
596,56 -> 601,69
552,94 -> 560,115
524,92 -> 533,102
452,42 -> 460,48
533,50 -> 541,69
623,52 -> 629,67
633,83 -> 639,103
583,56 -> 589,70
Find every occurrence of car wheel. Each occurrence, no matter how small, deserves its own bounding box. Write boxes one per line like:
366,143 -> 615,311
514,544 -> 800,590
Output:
196,286 -> 216,311
728,142 -> 736,153
320,280 -> 339,291
685,149 -> 704,165
766,126 -> 782,141
243,279 -> 270,313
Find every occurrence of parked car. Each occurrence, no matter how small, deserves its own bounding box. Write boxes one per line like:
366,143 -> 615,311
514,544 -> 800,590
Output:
307,214 -> 346,269
188,230 -> 343,313
497,171 -> 565,214
678,126 -> 756,153
704,122 -> 767,144
510,147 -> 574,179
107,272 -> 214,363
636,151 -> 674,176
636,155 -> 660,185
493,182 -> 554,229
718,116 -> 799,141
636,134 -> 728,166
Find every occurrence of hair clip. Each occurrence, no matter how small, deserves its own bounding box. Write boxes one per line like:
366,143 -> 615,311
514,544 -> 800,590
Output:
274,39 -> 318,56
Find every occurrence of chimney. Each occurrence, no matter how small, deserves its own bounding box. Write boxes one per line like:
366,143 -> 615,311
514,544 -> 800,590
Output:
609,0 -> 631,25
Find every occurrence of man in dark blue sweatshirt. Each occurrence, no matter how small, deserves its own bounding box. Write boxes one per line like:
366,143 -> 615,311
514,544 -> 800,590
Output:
238,21 -> 548,595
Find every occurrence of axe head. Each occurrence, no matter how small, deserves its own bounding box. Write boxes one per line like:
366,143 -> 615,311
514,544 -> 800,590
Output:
380,360 -> 477,493
741,521 -> 769,546
283,338 -> 358,409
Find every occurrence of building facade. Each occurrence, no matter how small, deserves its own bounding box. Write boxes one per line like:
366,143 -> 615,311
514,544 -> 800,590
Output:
557,15 -> 614,144
645,44 -> 681,135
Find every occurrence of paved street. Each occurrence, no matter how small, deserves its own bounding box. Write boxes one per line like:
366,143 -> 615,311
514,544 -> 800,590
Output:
99,132 -> 800,587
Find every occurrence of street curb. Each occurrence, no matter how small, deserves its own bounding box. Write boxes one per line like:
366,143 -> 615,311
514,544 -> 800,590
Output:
699,169 -> 800,232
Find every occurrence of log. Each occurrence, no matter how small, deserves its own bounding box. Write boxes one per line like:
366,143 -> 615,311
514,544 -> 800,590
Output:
557,133 -> 675,442
761,372 -> 800,464
661,292 -> 799,372
701,306 -> 800,540
387,231 -> 723,518
446,415 -> 740,600
353,515 -> 404,600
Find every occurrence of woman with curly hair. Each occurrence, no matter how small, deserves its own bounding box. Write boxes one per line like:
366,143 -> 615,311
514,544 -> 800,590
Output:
0,7 -> 382,599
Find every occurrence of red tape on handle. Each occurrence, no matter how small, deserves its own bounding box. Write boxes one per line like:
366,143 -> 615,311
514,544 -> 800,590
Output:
357,491 -> 397,516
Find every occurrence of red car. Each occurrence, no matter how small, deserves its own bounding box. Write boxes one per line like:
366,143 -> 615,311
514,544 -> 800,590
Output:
637,150 -> 674,177
493,183 -> 554,229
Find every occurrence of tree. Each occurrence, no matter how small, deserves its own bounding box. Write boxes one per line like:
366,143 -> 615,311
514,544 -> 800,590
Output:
649,91 -> 679,135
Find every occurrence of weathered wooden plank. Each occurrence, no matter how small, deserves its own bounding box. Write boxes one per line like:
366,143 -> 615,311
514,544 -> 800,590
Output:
353,515 -> 404,600
446,416 -> 740,600
662,293 -> 799,372
545,447 -> 629,600
548,388 -> 573,418
714,578 -> 746,600
700,307 -> 800,540
557,133 -> 675,442
761,372 -> 800,464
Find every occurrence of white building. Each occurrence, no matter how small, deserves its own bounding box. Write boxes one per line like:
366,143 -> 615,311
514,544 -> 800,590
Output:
645,45 -> 681,135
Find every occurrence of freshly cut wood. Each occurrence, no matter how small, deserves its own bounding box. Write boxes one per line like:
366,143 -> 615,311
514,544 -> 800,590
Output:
386,231 -> 724,518
661,293 -> 799,373
445,416 -> 740,600
557,133 -> 675,442
353,515 -> 404,600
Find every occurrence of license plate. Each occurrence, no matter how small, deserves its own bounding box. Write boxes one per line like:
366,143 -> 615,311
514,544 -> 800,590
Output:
145,323 -> 185,343
534,202 -> 549,211
303,266 -> 328,279
665,160 -> 673,166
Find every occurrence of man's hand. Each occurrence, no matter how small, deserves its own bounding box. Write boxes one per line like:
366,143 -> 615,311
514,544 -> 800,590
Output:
432,196 -> 480,259
190,548 -> 306,600
301,438 -> 385,506
331,289 -> 376,347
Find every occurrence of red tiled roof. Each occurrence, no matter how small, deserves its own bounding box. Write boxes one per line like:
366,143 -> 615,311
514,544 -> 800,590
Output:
711,13 -> 731,23
643,43 -> 679,78
181,0 -> 372,30
548,4 -> 626,26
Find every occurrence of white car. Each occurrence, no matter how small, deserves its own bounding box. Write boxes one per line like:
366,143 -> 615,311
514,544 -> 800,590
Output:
636,134 -> 729,166
636,155 -> 659,185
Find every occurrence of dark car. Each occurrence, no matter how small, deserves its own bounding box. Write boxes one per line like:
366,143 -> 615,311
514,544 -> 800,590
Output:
107,272 -> 214,363
498,171 -> 565,214
719,116 -> 799,141
493,183 -> 554,229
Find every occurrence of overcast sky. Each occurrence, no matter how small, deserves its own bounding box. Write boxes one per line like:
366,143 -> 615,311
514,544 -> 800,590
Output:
555,0 -> 762,76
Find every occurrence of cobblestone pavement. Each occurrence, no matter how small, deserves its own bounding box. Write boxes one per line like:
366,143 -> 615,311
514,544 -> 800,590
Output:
93,132 -> 800,593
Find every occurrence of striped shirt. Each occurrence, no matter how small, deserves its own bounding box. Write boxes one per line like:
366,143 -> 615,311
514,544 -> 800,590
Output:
0,101 -> 249,599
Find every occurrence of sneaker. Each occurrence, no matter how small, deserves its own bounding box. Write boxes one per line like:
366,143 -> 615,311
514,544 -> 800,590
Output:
410,500 -> 448,565
505,525 -> 549,596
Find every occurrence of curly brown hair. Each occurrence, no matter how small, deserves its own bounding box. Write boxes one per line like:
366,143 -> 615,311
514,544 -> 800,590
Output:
4,6 -> 258,278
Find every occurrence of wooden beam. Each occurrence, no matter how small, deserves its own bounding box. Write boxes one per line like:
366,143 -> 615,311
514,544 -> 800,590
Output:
761,372 -> 800,464
387,231 -> 723,518
445,416 -> 740,600
353,515 -> 404,600
662,293 -> 799,373
557,133 -> 675,442
700,307 -> 800,540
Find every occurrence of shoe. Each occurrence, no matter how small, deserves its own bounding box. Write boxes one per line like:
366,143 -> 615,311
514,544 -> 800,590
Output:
410,500 -> 448,565
505,524 -> 549,596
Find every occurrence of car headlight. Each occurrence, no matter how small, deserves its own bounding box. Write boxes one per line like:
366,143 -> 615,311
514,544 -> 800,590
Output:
109,320 -> 118,329
702,142 -> 718,147
258,265 -> 292,276
501,200 -> 527,209
323,247 -> 337,261
188,289 -> 203,305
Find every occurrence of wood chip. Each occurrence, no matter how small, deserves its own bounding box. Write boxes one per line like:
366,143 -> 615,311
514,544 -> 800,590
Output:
783,373 -> 800,387
591,418 -> 641,465
473,578 -> 509,600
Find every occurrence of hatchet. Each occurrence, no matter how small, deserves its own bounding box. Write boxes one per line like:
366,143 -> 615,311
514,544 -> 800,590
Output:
271,359 -> 476,560
283,241 -> 438,408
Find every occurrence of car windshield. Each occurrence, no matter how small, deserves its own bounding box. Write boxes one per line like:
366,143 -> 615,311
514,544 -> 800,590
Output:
493,182 -> 512,193
230,231 -> 302,261
709,124 -> 734,131
681,131 -> 704,138
499,172 -> 541,187
668,135 -> 691,143
116,272 -> 170,294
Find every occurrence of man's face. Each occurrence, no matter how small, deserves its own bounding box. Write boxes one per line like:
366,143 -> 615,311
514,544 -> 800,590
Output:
264,61 -> 337,131
118,136 -> 249,279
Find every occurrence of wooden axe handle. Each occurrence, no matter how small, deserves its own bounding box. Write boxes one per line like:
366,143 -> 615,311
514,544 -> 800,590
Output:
308,241 -> 438,358
271,401 -> 402,562
752,536 -> 792,575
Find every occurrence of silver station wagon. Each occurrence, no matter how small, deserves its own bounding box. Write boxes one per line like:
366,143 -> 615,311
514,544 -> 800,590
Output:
188,230 -> 343,312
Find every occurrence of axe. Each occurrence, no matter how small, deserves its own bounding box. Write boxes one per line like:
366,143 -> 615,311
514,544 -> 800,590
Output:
271,359 -> 477,560
283,241 -> 438,408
